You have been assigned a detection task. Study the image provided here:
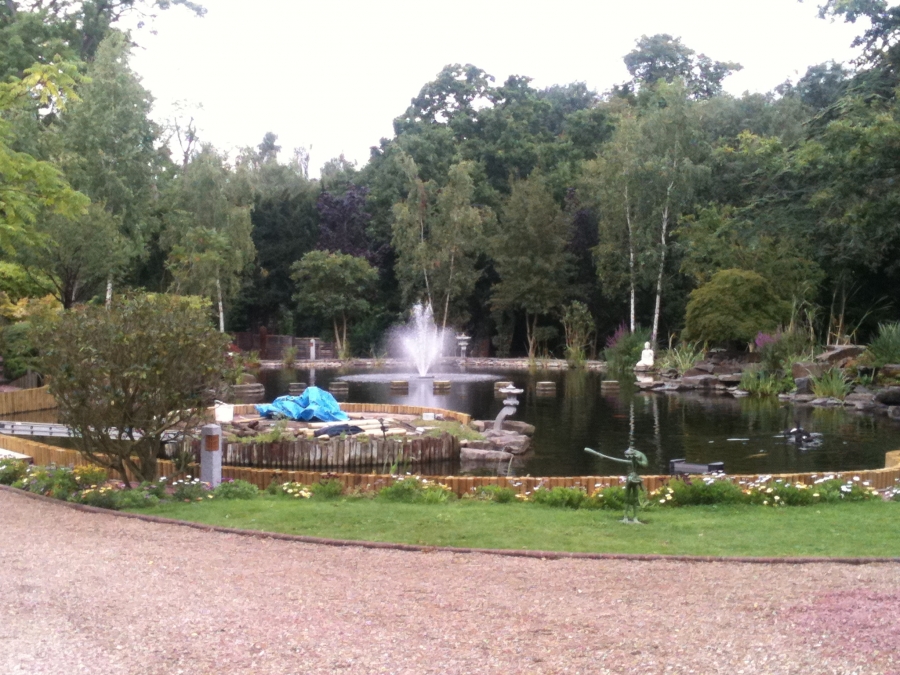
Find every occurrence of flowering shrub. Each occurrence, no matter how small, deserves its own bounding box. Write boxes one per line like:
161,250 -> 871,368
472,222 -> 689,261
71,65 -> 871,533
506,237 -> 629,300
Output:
377,476 -> 455,503
650,477 -> 745,506
73,485 -> 122,510
171,477 -> 213,502
0,458 -> 27,485
72,465 -> 109,488
470,485 -> 518,503
212,479 -> 259,500
269,481 -> 313,498
531,486 -> 588,509
309,479 -> 345,499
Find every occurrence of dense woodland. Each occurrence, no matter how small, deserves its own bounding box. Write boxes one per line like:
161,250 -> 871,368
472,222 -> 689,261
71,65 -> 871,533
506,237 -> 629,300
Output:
3,0 -> 900,369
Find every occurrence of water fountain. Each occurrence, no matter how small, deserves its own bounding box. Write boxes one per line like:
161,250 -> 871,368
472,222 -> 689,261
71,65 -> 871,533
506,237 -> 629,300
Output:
403,302 -> 444,378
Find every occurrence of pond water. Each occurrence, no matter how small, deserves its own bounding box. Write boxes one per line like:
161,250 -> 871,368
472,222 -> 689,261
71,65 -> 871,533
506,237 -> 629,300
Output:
257,366 -> 900,477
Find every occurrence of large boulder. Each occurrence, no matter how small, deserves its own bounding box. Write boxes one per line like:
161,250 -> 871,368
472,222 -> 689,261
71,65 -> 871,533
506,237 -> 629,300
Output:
682,374 -> 719,388
880,364 -> 900,380
815,345 -> 865,365
794,377 -> 813,395
460,448 -> 513,462
875,388 -> 900,406
792,362 -> 826,379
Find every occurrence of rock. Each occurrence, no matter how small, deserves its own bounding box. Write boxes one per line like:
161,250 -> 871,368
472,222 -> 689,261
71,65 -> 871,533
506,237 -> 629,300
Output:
792,394 -> 816,403
792,362 -> 826,379
636,380 -> 665,390
811,397 -> 843,407
880,364 -> 900,380
500,420 -> 535,436
889,406 -> 900,420
682,374 -> 719,388
712,362 -> 743,375
875,388 -> 900,406
239,372 -> 258,385
794,377 -> 813,395
844,392 -> 875,404
730,389 -> 750,397
683,366 -> 713,377
717,374 -> 743,385
482,432 -> 531,454
659,368 -> 680,380
470,420 -> 487,432
815,345 -> 865,364
460,448 -> 513,462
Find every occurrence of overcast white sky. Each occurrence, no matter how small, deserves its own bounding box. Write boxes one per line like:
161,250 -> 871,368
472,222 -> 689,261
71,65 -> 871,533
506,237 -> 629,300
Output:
128,0 -> 865,174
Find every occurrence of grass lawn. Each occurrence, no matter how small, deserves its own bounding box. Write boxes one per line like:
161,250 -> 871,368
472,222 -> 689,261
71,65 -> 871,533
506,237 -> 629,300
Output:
129,496 -> 900,558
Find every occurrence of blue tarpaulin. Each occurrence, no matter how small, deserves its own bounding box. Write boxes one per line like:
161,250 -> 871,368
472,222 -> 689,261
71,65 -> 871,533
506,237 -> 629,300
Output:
255,387 -> 349,422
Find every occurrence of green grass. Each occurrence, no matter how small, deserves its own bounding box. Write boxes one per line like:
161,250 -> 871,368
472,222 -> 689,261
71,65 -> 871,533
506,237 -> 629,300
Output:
128,496 -> 900,558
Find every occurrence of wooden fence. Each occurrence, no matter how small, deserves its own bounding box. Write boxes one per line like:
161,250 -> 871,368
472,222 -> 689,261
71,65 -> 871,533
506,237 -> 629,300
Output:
222,434 -> 459,472
0,386 -> 57,416
5,434 -> 900,497
220,402 -> 472,426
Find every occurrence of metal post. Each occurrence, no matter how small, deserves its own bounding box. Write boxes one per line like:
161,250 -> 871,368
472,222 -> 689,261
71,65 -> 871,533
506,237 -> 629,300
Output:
309,338 -> 316,361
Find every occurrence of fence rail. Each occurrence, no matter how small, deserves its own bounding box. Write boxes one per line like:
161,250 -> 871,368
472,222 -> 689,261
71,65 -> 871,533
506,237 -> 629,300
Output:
6,434 -> 900,497
0,386 -> 57,416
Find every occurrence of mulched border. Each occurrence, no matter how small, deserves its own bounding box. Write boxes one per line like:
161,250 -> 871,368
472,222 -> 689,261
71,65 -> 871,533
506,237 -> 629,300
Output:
3,483 -> 899,565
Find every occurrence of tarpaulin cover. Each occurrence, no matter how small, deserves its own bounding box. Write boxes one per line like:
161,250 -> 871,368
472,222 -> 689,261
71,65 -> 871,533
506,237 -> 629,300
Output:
255,387 -> 349,422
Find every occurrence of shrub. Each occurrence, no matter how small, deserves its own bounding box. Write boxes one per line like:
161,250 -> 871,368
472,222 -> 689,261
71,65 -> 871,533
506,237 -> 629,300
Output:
531,486 -> 588,509
117,488 -> 161,509
171,477 -> 213,502
603,323 -> 651,373
376,476 -> 454,503
658,478 -> 745,506
0,458 -> 27,485
73,486 -> 122,510
585,485 -> 628,510
562,301 -> 595,368
657,341 -> 704,375
72,465 -> 109,488
269,481 -> 312,498
473,485 -> 518,503
213,479 -> 259,500
756,329 -> 813,374
138,478 -> 168,499
684,269 -> 789,346
309,479 -> 344,500
811,368 -> 851,400
867,322 -> 900,368
739,367 -> 793,396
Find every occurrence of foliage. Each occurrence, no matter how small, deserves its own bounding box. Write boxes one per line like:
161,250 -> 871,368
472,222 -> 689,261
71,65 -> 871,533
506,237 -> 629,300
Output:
867,322 -> 900,367
756,329 -> 814,374
684,269 -> 789,346
603,323 -> 651,373
171,477 -> 213,502
377,476 -> 455,504
0,458 -> 27,485
73,485 -> 122,509
561,300 -> 595,366
309,479 -> 345,499
530,485 -> 588,509
414,420 -> 484,442
281,345 -> 297,368
491,173 -> 570,358
656,341 -> 704,374
739,366 -> 794,396
291,250 -> 377,359
470,485 -> 518,503
213,479 -> 259,500
811,368 -> 851,400
35,293 -> 231,485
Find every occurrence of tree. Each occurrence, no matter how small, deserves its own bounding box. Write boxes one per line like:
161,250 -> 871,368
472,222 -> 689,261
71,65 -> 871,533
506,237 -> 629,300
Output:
291,250 -> 377,358
391,157 -> 488,329
35,293 -> 230,486
683,269 -> 789,345
491,173 -> 570,359
162,146 -> 255,331
0,60 -> 88,250
622,34 -> 741,100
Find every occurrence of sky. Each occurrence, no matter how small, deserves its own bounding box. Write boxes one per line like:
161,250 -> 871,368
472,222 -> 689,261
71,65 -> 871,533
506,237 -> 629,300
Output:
127,0 -> 866,174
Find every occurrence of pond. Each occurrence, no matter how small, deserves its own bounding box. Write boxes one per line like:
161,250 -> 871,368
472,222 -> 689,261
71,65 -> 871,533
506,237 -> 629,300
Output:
257,365 -> 900,477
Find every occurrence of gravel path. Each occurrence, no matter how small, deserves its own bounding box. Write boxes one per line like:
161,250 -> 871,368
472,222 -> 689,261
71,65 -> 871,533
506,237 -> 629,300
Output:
1,489 -> 898,675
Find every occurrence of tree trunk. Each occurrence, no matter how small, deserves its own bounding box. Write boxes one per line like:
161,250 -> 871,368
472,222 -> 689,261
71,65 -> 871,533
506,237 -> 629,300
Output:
625,184 -> 636,333
333,316 -> 343,357
442,251 -> 455,331
651,183 -> 675,344
216,276 -> 225,333
105,275 -> 112,309
526,313 -> 538,360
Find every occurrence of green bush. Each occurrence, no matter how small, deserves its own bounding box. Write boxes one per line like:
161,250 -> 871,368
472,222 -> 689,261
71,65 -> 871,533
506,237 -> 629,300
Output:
684,269 -> 789,346
213,479 -> 259,500
656,342 -> 704,375
603,324 -> 651,373
585,485 -> 628,510
473,485 -> 518,503
664,478 -> 745,506
0,458 -> 27,485
309,479 -> 345,500
377,477 -> 454,503
117,488 -> 161,509
531,486 -> 588,509
867,322 -> 900,368
811,368 -> 850,400
72,486 -> 122,510
171,477 -> 213,502
739,367 -> 793,396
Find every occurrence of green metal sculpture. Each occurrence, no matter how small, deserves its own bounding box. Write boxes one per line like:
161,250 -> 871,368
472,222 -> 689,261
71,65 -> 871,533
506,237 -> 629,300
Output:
585,446 -> 648,524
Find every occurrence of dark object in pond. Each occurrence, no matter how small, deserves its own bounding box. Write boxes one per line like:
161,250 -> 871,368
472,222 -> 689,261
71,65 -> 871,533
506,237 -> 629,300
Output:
781,427 -> 823,449
314,424 -> 366,437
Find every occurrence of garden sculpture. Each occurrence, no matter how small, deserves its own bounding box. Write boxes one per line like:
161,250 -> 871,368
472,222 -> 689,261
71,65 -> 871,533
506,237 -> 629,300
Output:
584,446 -> 649,524
636,342 -> 655,368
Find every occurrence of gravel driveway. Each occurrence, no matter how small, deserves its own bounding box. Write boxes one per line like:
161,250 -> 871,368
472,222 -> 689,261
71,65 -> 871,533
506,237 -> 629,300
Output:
1,488 -> 898,674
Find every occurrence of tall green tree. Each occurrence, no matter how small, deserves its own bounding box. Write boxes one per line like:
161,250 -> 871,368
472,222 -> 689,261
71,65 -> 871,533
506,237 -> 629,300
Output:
291,250 -> 377,358
162,145 -> 255,332
491,173 -> 569,358
391,156 -> 488,329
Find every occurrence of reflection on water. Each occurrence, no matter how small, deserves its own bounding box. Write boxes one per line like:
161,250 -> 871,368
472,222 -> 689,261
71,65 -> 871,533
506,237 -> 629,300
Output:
259,367 -> 900,476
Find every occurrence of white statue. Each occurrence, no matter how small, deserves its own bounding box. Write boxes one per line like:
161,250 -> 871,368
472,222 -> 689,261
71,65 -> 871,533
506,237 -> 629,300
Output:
637,342 -> 654,368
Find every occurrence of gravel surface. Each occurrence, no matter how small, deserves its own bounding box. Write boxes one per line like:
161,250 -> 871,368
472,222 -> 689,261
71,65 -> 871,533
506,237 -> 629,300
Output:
1,489 -> 898,675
